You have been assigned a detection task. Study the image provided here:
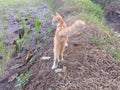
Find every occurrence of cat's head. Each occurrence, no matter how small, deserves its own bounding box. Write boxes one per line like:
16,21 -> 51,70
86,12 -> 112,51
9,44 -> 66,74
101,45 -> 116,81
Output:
52,12 -> 63,26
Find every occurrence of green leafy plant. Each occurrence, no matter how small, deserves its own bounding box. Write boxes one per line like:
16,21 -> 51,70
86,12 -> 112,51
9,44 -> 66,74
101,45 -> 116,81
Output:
16,71 -> 31,90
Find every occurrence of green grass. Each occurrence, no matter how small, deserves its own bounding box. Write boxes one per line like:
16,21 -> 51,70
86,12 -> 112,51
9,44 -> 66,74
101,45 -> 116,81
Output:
0,0 -> 40,76
17,38 -> 24,53
46,26 -> 55,34
0,13 -> 7,76
89,37 -> 100,45
72,0 -> 109,34
46,0 -> 57,11
101,45 -> 120,61
0,43 -> 6,75
35,17 -> 41,40
74,0 -> 104,19
0,0 -> 40,11
18,12 -> 31,49
109,47 -> 120,61
106,35 -> 116,43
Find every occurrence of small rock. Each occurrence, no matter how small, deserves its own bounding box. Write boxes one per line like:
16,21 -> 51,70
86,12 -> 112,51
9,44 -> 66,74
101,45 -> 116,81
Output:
117,34 -> 120,37
41,56 -> 50,60
63,66 -> 67,73
55,68 -> 63,73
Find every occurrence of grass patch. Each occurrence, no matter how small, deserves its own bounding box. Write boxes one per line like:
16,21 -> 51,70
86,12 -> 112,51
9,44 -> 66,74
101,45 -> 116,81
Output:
35,17 -> 41,40
101,45 -> 120,61
89,37 -> 100,45
17,38 -> 24,53
110,47 -> 120,61
106,35 -> 116,43
46,26 -> 55,34
46,0 -> 58,11
18,12 -> 31,49
74,0 -> 105,19
0,0 -> 40,11
16,71 -> 31,90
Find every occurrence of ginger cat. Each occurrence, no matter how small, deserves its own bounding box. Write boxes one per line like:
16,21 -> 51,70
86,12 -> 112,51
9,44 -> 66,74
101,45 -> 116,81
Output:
52,13 -> 85,70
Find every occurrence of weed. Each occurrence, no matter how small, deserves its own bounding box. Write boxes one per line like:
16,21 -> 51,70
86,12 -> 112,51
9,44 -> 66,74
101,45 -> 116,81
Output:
113,51 -> 120,61
46,26 -> 55,34
18,12 -> 31,49
74,0 -> 104,19
89,37 -> 100,45
46,0 -> 62,12
0,43 -> 6,76
17,38 -> 24,53
101,45 -> 120,61
106,35 -> 116,43
46,0 -> 55,10
35,17 -> 41,39
110,47 -> 120,61
0,36 -> 4,46
21,20 -> 28,38
0,12 -> 7,76
6,46 -> 11,64
16,71 -> 31,90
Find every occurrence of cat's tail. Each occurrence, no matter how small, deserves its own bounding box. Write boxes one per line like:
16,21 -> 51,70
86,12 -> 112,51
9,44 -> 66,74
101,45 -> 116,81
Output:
59,20 -> 86,36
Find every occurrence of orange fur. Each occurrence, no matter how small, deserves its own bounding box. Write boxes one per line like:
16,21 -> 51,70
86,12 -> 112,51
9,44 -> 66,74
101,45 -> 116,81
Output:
52,13 -> 85,69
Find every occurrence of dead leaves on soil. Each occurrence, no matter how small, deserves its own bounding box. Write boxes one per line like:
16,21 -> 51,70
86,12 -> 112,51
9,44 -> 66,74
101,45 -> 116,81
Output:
23,51 -> 33,65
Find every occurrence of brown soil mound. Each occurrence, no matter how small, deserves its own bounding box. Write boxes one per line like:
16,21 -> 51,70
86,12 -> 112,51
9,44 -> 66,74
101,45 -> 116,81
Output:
24,25 -> 120,90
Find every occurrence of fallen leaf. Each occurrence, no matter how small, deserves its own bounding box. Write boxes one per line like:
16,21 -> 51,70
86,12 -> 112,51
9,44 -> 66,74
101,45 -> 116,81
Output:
8,73 -> 18,82
23,51 -> 33,65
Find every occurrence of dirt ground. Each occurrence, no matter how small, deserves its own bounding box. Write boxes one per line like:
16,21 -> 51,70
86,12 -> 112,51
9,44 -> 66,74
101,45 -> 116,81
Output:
22,24 -> 120,90
0,0 -> 120,90
23,1 -> 120,89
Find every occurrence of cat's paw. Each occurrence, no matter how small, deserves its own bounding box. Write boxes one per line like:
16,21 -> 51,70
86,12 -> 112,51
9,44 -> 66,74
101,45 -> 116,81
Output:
65,43 -> 68,47
58,59 -> 60,62
61,58 -> 64,61
52,63 -> 57,70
